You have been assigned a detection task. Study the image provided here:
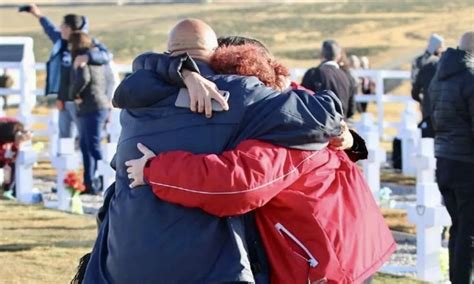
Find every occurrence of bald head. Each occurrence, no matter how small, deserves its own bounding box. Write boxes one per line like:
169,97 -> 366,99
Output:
459,31 -> 474,53
167,19 -> 218,60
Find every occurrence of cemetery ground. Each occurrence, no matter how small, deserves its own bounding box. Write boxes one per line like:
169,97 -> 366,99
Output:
0,200 -> 421,284
1,1 -> 470,282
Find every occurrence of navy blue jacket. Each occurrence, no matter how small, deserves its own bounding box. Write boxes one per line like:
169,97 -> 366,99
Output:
430,48 -> 474,163
84,53 -> 343,283
39,16 -> 110,97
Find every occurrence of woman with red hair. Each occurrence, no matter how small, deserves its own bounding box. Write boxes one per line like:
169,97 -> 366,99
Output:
125,37 -> 395,283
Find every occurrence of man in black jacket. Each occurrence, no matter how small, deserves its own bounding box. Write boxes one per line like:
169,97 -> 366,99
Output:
430,31 -> 474,284
301,40 -> 354,118
411,34 -> 444,137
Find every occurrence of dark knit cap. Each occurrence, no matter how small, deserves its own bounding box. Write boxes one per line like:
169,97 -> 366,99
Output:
63,14 -> 84,31
321,40 -> 342,61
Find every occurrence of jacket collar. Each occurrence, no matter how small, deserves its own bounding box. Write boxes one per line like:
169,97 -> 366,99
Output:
321,61 -> 340,69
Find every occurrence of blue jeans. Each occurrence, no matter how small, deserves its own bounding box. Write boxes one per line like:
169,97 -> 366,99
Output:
59,101 -> 79,138
78,109 -> 108,193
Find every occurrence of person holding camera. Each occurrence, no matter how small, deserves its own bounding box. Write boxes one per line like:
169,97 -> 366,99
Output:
22,4 -> 110,139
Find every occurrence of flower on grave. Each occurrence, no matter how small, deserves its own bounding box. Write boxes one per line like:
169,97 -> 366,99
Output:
63,171 -> 85,215
63,171 -> 86,194
378,187 -> 396,208
439,247 -> 449,280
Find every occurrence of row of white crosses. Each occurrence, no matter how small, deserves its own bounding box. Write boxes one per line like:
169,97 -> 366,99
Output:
354,113 -> 386,195
354,103 -> 451,282
407,138 -> 451,282
0,37 -> 38,204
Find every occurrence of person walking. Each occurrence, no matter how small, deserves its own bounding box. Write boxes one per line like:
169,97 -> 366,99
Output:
301,40 -> 353,119
412,33 -> 444,137
430,31 -> 474,284
69,32 -> 109,195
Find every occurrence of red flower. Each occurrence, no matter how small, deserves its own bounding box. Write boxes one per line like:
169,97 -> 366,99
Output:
64,171 -> 86,194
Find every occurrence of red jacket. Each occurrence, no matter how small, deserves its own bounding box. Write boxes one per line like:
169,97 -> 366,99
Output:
144,140 -> 396,283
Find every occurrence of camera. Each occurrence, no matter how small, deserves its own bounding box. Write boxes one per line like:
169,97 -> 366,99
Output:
18,5 -> 32,13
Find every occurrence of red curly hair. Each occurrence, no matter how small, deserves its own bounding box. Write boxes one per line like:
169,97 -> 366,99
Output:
210,44 -> 290,90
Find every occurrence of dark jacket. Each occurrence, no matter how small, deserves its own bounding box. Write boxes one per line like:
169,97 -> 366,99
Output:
39,16 -> 110,98
412,54 -> 439,119
342,68 -> 357,119
411,51 -> 432,83
430,48 -> 474,164
70,54 -> 109,115
301,62 -> 352,119
84,53 -> 343,284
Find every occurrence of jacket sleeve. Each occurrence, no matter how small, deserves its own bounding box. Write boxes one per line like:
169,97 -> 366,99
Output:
88,40 -> 111,65
112,53 -> 200,108
113,69 -> 178,108
411,68 -> 423,102
144,140 -> 328,217
232,81 -> 343,151
345,129 -> 368,162
71,66 -> 91,99
39,17 -> 61,43
465,74 -> 474,138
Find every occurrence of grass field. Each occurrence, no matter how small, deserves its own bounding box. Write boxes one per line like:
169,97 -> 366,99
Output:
0,1 -> 473,68
0,200 -> 422,284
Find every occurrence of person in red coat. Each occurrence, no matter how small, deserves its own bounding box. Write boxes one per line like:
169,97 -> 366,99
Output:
125,39 -> 395,283
0,117 -> 32,199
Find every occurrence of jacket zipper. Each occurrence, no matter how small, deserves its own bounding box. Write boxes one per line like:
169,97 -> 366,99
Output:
275,223 -> 318,268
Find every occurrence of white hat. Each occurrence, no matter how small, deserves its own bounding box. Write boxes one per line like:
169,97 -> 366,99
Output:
427,33 -> 444,54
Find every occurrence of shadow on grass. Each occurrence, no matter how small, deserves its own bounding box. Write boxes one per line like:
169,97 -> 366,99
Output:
0,239 -> 93,252
3,225 -> 96,231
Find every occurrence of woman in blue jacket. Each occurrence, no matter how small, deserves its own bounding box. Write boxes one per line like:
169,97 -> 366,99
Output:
25,4 -> 110,138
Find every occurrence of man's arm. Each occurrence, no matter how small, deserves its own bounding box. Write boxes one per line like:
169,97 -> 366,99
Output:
26,4 -> 61,43
113,53 -> 200,108
233,83 -> 343,151
143,140 -> 330,217
411,67 -> 423,102
38,17 -> 61,43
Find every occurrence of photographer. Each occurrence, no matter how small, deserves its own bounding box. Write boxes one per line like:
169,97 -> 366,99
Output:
22,4 -> 110,139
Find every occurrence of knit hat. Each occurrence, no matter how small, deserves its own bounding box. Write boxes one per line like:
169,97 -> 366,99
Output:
63,14 -> 85,31
427,33 -> 444,54
459,31 -> 474,53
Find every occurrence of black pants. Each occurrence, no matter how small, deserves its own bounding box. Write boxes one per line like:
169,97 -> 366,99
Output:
436,158 -> 474,284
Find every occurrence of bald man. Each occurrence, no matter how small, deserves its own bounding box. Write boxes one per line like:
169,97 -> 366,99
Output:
430,31 -> 474,283
83,19 -> 343,283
